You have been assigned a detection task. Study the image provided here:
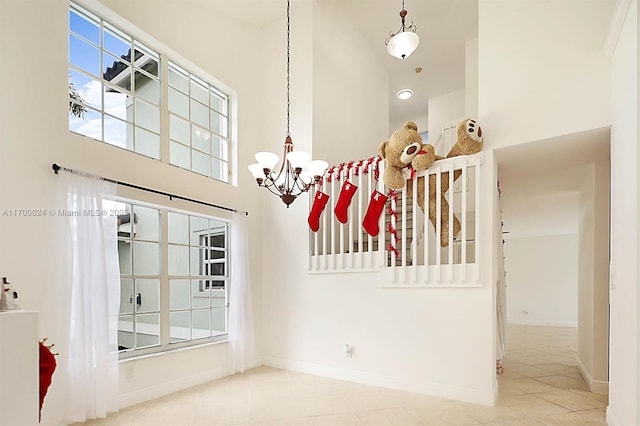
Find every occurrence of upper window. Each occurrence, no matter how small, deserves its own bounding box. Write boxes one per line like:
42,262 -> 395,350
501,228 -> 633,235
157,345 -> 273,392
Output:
169,63 -> 230,182
68,3 -> 231,183
68,4 -> 161,158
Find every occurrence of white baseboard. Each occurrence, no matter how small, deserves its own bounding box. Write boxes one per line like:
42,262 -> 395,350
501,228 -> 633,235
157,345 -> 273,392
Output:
262,356 -> 496,406
119,366 -> 228,409
507,320 -> 578,328
576,357 -> 609,394
606,406 -> 623,426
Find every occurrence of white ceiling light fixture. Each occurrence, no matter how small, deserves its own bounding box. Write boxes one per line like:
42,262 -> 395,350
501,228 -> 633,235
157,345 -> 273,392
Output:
385,0 -> 419,60
396,89 -> 413,100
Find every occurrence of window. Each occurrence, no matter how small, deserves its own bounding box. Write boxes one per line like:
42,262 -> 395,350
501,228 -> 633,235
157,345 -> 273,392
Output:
110,199 -> 229,357
68,4 -> 161,158
168,63 -> 230,182
115,202 -> 161,352
68,3 -> 231,183
167,212 -> 228,344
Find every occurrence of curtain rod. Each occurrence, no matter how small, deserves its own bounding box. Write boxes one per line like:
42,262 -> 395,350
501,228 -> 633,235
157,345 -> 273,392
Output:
51,163 -> 248,216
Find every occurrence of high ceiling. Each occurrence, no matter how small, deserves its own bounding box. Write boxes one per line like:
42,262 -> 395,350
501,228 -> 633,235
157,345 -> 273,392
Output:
182,0 -> 613,238
184,0 -> 478,127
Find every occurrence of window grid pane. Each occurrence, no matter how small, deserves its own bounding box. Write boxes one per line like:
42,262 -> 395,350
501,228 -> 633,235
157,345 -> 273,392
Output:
167,212 -> 229,346
117,202 -> 161,354
168,60 -> 230,183
69,3 -> 162,161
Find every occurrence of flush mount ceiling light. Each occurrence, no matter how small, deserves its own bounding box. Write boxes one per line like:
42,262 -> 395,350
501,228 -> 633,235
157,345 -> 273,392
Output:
396,89 -> 413,100
247,0 -> 328,207
385,0 -> 420,60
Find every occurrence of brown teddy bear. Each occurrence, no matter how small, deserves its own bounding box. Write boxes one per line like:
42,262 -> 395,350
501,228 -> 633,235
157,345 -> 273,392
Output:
377,121 -> 435,190
380,118 -> 483,248
424,118 -> 483,247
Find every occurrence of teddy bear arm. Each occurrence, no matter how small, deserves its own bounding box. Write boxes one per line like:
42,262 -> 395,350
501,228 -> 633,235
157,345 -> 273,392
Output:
447,139 -> 483,158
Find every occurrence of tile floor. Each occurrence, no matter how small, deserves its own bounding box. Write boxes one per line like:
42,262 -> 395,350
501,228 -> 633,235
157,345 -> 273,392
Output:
77,325 -> 608,425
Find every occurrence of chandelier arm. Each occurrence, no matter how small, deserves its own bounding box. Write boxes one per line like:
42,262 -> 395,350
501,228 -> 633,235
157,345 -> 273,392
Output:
291,178 -> 310,194
262,178 -> 286,196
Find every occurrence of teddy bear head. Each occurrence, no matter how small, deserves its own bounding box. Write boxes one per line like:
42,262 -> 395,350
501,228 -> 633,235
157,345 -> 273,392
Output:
378,121 -> 435,190
377,121 -> 424,169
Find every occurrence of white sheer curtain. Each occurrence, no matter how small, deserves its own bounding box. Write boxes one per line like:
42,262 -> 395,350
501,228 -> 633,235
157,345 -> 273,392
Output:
52,172 -> 120,423
228,211 -> 256,374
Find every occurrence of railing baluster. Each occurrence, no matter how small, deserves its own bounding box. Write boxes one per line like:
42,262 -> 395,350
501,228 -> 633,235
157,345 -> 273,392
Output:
448,160 -> 454,283
475,160 -> 481,282
411,172 -> 418,283
322,177 -> 328,271
461,159 -> 467,282
330,172 -> 336,271
401,183 -> 408,283
378,160 -> 385,270
435,166 -> 441,283
390,185 -> 397,283
310,185 -> 316,271
357,163 -> 363,269
339,167 -> 345,270
424,169 -> 429,284
368,162 -> 374,269
348,166 -> 355,270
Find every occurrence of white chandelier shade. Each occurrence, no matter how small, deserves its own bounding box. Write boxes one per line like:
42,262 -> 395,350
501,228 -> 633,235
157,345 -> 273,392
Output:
387,31 -> 419,60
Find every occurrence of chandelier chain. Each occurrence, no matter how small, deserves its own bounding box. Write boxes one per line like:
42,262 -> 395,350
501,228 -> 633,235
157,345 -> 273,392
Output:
286,0 -> 291,136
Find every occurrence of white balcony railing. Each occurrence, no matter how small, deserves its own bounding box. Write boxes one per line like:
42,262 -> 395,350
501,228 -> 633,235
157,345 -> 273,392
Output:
308,151 -> 483,287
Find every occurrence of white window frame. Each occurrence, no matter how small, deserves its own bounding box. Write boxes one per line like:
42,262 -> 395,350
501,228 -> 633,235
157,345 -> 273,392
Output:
116,198 -> 230,360
168,62 -> 231,182
68,1 -> 233,184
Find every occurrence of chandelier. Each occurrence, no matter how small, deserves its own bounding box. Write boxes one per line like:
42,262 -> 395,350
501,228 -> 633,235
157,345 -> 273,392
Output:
385,0 -> 420,60
248,0 -> 328,207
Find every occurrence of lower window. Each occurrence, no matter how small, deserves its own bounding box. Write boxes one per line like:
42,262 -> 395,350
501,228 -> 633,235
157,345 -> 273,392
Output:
106,199 -> 229,358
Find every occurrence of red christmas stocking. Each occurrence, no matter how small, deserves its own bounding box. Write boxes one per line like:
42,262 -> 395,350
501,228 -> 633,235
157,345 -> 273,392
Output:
334,181 -> 358,224
362,190 -> 388,236
39,341 -> 57,421
308,191 -> 329,232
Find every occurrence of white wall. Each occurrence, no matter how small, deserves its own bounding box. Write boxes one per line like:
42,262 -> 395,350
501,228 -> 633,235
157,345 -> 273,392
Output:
0,0 -> 265,422
428,89 -> 465,154
608,1 -> 639,424
259,2 -> 497,406
577,160 -> 610,393
478,0 -> 614,408
465,38 -> 479,119
312,2 -> 389,165
505,234 -> 578,327
478,0 -> 613,149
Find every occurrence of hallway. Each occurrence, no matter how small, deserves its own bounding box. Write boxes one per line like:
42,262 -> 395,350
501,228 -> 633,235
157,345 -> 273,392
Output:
497,325 -> 608,424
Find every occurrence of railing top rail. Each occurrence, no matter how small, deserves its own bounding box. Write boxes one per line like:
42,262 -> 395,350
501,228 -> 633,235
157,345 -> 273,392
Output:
401,151 -> 483,180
